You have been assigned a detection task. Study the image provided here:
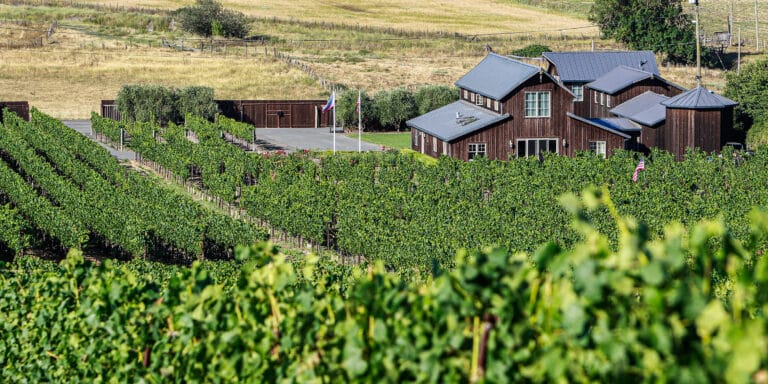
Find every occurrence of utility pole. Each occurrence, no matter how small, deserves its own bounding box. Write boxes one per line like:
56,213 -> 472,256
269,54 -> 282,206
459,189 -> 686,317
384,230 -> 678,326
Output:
729,0 -> 734,44
692,0 -> 701,87
738,27 -> 742,75
756,0 -> 761,52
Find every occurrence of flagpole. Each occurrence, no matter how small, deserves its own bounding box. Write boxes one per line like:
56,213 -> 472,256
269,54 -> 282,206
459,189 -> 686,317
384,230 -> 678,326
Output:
332,91 -> 336,154
358,90 -> 362,153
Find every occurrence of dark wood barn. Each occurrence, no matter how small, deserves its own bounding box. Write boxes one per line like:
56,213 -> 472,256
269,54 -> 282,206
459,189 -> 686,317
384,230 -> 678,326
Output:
408,53 -> 641,161
409,51 -> 740,161
0,101 -> 30,122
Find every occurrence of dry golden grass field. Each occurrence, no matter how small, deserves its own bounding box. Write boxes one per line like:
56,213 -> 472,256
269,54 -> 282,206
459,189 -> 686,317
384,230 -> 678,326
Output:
0,0 -> 765,118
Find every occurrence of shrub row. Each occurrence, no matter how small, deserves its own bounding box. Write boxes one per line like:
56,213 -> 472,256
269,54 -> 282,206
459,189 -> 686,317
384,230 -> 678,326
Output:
2,192 -> 768,382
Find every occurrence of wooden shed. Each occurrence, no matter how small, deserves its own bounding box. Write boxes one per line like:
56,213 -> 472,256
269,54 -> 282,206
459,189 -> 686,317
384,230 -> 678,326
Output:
101,99 -> 334,128
216,100 -> 332,128
660,86 -> 738,160
0,101 -> 30,122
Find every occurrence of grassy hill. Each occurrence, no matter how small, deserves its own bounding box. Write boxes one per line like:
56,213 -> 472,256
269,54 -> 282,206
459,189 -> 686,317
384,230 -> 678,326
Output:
0,0 -> 765,118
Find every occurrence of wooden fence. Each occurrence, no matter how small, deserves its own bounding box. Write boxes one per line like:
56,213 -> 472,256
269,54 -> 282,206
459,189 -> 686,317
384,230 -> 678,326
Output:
101,99 -> 334,128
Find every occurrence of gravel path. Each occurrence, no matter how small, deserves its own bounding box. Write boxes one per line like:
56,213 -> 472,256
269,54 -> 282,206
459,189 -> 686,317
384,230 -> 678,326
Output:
62,120 -> 135,161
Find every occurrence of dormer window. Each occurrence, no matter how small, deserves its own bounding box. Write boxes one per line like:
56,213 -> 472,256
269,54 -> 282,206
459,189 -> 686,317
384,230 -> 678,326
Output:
571,84 -> 583,101
476,95 -> 484,106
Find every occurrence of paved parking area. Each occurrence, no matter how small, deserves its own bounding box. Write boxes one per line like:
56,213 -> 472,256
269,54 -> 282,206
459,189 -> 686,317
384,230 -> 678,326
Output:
63,120 -> 382,154
255,128 -> 383,152
62,120 -> 136,161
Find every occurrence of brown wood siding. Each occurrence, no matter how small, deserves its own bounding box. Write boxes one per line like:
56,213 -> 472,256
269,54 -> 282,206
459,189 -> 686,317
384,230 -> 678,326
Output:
587,79 -> 684,119
100,100 -> 120,121
459,90 -> 501,113
454,76 -> 575,160
639,124 -> 664,152
0,101 -> 30,122
411,129 -> 449,158
420,76 -> 578,161
664,108 -> 724,160
565,117 -> 629,157
216,100 -> 331,128
449,122 -> 512,161
101,100 -> 332,128
573,100 -> 590,117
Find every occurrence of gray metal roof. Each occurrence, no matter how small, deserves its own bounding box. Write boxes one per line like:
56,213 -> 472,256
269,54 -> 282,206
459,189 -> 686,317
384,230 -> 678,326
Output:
543,51 -> 659,83
454,52 -> 542,100
566,112 -> 633,139
610,91 -> 669,127
661,86 -> 738,109
592,117 -> 641,132
587,66 -> 657,94
406,100 -> 510,142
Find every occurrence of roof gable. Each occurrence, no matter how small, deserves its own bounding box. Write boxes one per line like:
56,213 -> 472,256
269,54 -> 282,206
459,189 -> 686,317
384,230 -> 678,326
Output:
587,66 -> 657,94
543,51 -> 659,83
406,100 -> 510,142
661,86 -> 738,110
610,91 -> 669,127
455,53 -> 542,100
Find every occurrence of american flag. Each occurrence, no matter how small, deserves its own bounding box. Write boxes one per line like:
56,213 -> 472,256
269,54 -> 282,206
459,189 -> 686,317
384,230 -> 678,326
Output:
632,157 -> 645,182
322,91 -> 335,113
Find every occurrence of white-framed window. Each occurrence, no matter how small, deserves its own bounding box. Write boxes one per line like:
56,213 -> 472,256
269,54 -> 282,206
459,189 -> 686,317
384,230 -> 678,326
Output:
470,93 -> 475,102
468,143 -> 486,160
442,142 -> 449,155
589,141 -> 607,158
524,92 -> 551,117
600,92 -> 605,106
463,90 -> 469,100
433,137 -> 438,152
493,100 -> 499,111
571,84 -> 583,102
594,91 -> 599,104
476,94 -> 484,106
606,95 -> 612,108
486,98 -> 491,108
516,138 -> 558,158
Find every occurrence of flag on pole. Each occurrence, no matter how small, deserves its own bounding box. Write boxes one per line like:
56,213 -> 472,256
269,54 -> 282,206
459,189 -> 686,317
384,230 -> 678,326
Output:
632,157 -> 645,182
356,93 -> 361,115
357,90 -> 362,153
322,91 -> 335,113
